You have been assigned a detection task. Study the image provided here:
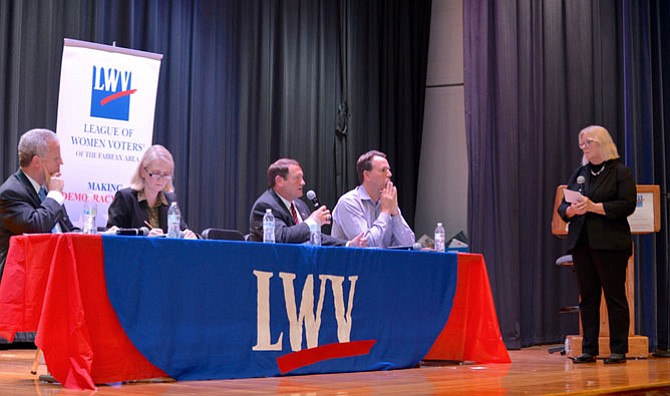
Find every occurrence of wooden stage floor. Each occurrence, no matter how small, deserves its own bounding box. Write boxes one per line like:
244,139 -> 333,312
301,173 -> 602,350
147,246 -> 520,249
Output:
0,346 -> 669,395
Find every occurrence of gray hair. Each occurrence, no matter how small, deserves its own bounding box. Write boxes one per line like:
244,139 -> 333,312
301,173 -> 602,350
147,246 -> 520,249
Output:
18,129 -> 58,167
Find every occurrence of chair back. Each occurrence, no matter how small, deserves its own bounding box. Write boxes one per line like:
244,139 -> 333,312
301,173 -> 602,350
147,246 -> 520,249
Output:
202,228 -> 245,241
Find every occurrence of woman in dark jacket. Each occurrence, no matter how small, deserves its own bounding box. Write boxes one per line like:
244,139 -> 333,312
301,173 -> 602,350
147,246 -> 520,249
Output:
558,125 -> 636,364
106,144 -> 197,239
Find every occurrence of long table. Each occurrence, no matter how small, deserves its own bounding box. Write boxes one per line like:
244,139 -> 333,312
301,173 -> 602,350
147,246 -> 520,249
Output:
0,234 -> 509,389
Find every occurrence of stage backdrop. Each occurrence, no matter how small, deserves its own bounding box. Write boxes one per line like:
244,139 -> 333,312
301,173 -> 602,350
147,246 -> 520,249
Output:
57,39 -> 162,229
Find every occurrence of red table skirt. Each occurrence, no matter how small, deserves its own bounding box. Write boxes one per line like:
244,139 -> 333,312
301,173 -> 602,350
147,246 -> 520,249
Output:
0,234 -> 165,388
0,234 -> 508,389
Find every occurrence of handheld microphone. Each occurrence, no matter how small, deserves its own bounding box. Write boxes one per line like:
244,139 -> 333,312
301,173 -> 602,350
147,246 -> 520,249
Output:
576,175 -> 586,194
116,227 -> 150,236
306,190 -> 321,208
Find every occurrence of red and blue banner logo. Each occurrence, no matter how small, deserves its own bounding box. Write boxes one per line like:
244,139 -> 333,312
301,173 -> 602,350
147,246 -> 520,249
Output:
102,237 -> 458,381
90,66 -> 136,121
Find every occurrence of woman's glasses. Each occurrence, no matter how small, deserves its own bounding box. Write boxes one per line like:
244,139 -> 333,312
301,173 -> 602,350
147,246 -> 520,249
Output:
578,139 -> 596,149
145,168 -> 173,181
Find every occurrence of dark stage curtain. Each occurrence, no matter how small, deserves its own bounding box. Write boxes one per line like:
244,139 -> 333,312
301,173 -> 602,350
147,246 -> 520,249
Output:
465,0 -> 670,350
0,0 -> 430,238
622,0 -> 670,353
236,0 -> 430,234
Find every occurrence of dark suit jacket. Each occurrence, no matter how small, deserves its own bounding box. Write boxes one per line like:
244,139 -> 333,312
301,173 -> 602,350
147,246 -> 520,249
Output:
249,189 -> 345,246
106,187 -> 189,233
558,159 -> 636,252
0,170 -> 76,282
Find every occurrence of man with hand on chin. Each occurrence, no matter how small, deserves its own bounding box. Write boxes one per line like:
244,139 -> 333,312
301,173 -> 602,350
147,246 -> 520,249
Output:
331,150 -> 415,248
0,128 -> 76,284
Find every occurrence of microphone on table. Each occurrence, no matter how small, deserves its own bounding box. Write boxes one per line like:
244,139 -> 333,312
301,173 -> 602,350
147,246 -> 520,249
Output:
116,227 -> 150,236
306,190 -> 321,208
577,175 -> 586,194
388,243 -> 422,251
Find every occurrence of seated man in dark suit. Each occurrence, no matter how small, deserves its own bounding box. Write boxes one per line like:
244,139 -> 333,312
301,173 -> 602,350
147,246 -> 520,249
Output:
249,158 -> 366,247
0,128 -> 76,284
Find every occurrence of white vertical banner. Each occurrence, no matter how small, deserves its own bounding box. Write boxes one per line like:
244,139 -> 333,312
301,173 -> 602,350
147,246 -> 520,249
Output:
56,39 -> 163,229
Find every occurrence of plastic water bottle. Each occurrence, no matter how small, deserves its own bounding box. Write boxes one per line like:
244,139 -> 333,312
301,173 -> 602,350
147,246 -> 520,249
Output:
82,193 -> 97,234
309,222 -> 321,246
263,209 -> 275,243
434,222 -> 446,252
167,202 -> 182,238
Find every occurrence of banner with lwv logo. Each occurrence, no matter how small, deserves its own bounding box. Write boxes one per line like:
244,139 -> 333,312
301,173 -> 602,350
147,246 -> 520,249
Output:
56,38 -> 162,229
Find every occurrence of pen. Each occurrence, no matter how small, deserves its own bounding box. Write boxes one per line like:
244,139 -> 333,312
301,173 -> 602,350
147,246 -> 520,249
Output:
143,220 -> 154,229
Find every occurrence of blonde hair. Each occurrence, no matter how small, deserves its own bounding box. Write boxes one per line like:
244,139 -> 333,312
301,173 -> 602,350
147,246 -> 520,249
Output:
130,145 -> 175,192
579,125 -> 620,165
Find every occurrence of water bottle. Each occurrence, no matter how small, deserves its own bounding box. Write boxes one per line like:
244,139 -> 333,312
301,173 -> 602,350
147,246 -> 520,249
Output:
434,222 -> 446,252
82,193 -> 97,234
167,202 -> 182,239
263,208 -> 275,243
309,222 -> 321,246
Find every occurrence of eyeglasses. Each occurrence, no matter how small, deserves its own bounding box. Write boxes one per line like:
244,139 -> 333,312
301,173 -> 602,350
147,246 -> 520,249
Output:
578,139 -> 596,149
145,168 -> 173,181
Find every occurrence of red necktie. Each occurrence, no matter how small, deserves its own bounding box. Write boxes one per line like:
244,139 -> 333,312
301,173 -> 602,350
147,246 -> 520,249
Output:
291,202 -> 299,224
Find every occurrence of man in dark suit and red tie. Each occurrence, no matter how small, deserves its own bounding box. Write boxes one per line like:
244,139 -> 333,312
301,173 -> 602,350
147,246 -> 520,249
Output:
249,158 -> 366,247
0,128 -> 76,284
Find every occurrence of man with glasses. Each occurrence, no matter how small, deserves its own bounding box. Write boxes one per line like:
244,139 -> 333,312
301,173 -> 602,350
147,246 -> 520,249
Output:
331,150 -> 415,248
0,128 -> 76,284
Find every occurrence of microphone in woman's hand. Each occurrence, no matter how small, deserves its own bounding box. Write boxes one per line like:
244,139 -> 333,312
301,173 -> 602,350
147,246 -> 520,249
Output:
577,175 -> 586,194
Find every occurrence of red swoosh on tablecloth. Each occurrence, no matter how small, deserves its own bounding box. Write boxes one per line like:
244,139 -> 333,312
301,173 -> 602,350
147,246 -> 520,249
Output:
277,340 -> 376,374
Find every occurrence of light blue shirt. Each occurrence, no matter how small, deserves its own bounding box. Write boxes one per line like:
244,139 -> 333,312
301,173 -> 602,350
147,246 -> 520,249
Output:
331,185 -> 415,248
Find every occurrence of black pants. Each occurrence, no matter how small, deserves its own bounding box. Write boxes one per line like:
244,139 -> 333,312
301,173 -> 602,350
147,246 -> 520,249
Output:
571,243 -> 630,355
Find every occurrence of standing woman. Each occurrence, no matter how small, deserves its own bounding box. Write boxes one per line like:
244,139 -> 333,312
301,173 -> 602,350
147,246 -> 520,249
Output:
107,144 -> 197,239
558,125 -> 636,364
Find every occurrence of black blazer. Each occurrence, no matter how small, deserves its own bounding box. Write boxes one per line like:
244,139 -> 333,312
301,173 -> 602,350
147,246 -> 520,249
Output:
249,189 -> 345,246
106,187 -> 189,233
558,159 -> 636,252
0,170 -> 76,281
